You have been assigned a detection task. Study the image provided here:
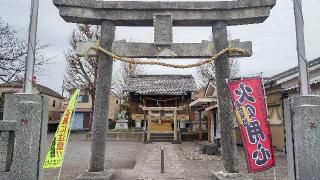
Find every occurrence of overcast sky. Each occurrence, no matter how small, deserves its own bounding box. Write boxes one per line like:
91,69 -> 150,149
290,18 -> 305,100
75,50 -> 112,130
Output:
0,0 -> 319,93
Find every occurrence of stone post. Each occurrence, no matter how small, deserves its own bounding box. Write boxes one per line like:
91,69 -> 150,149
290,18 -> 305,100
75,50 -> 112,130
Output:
198,110 -> 203,141
173,110 -> 177,142
147,111 -> 151,142
77,21 -> 115,179
210,110 -> 215,143
212,21 -> 238,173
213,109 -> 221,145
284,98 -> 295,180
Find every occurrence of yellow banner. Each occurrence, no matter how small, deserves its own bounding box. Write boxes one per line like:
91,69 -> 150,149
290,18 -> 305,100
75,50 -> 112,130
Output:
43,89 -> 80,169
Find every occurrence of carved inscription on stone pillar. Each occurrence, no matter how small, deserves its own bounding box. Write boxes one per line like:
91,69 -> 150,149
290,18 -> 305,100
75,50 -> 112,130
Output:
154,14 -> 172,45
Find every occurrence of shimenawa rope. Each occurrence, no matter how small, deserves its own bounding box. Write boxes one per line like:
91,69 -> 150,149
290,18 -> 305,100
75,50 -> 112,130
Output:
84,45 -> 247,69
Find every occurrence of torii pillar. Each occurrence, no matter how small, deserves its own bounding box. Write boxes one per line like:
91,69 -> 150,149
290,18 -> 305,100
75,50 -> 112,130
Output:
213,21 -> 238,172
77,21 -> 115,179
53,0 -> 276,177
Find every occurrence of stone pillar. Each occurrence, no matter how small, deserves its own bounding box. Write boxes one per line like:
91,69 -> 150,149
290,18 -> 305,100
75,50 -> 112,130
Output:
284,96 -> 320,180
1,94 -> 48,180
173,110 -> 177,142
210,110 -> 215,144
284,98 -> 295,180
77,21 -> 115,179
213,109 -> 221,145
198,110 -> 203,141
212,21 -> 238,173
147,111 -> 151,142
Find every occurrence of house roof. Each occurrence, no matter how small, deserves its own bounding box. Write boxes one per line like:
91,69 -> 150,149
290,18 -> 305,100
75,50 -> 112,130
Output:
189,97 -> 216,107
0,81 -> 64,99
124,75 -> 197,95
266,57 -> 320,86
204,79 -> 216,98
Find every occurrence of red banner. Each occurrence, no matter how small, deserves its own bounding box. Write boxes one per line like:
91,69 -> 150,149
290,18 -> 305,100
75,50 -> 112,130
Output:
227,77 -> 275,173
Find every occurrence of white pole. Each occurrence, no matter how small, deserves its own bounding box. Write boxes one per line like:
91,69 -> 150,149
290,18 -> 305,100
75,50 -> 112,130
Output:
293,0 -> 309,95
24,0 -> 40,93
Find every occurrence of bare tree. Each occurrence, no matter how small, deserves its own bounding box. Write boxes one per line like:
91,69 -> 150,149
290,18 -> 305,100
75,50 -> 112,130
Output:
63,24 -> 143,110
196,58 -> 239,86
112,62 -> 144,99
0,19 -> 49,83
63,24 -> 100,105
196,33 -> 239,87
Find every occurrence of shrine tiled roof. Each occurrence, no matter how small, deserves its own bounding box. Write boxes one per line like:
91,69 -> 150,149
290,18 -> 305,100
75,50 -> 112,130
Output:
124,75 -> 197,95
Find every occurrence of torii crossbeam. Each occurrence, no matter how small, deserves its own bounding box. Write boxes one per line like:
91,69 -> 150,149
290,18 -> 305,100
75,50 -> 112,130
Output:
53,0 -> 276,179
53,0 -> 275,26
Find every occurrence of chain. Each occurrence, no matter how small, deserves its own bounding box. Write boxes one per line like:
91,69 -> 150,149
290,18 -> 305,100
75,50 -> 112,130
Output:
85,45 -> 247,69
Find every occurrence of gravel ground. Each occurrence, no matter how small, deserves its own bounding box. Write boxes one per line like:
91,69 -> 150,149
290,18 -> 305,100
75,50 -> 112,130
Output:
177,142 -> 288,180
44,133 -> 288,180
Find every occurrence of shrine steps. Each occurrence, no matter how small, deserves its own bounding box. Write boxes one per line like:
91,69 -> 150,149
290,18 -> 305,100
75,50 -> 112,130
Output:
150,132 -> 174,142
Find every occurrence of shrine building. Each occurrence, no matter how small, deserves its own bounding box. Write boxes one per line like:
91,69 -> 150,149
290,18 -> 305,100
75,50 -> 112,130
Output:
124,74 -> 197,142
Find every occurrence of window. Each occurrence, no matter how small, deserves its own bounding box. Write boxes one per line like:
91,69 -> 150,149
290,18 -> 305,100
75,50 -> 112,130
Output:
78,95 -> 89,103
52,100 -> 56,107
116,100 -> 119,104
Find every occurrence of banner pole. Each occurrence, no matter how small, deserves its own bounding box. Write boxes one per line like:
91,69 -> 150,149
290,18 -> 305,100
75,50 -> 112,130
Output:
57,96 -> 78,180
261,72 -> 277,176
259,73 -> 269,119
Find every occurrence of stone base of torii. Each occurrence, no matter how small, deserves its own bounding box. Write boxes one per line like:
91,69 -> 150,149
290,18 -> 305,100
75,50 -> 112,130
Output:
52,0 -> 276,179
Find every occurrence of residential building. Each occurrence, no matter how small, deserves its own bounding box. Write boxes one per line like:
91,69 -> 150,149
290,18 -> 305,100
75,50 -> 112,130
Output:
190,80 -> 218,143
265,57 -> 320,151
0,81 -> 64,129
64,89 -> 121,130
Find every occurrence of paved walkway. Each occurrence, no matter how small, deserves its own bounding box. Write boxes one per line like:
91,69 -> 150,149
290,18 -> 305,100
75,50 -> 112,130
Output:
44,133 -> 288,180
114,142 -> 186,180
135,142 -> 185,179
114,142 -> 287,180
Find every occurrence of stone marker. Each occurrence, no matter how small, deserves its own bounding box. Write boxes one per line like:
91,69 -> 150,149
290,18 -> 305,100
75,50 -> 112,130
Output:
284,96 -> 320,180
0,94 -> 48,180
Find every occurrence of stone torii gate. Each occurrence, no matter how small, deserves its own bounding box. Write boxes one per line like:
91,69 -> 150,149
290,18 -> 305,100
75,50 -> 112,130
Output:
53,0 -> 275,178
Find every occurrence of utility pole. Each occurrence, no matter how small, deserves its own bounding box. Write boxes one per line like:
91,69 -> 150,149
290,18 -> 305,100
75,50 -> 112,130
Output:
24,0 -> 40,93
293,0 -> 309,95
